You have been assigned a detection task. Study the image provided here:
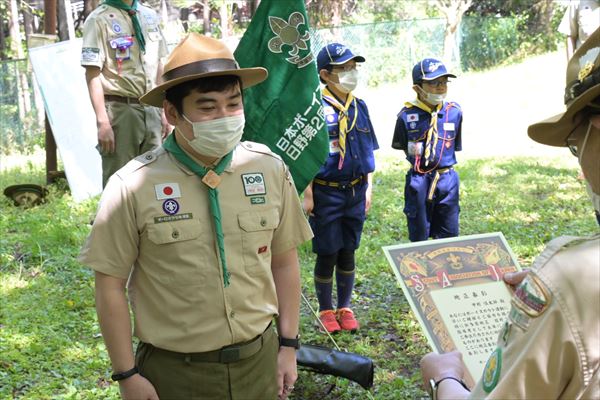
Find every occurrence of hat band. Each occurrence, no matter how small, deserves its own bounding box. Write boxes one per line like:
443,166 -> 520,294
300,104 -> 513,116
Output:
163,58 -> 239,82
565,68 -> 600,105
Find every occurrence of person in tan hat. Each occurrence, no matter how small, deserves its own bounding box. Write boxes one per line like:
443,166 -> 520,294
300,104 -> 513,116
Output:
79,33 -> 313,400
419,27 -> 600,400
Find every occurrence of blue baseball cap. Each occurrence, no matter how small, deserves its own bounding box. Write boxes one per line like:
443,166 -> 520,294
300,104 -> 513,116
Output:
412,58 -> 456,84
317,43 -> 365,71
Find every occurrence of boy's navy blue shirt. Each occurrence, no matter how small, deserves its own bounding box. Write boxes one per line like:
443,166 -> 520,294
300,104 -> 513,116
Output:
393,101 -> 463,170
316,95 -> 379,181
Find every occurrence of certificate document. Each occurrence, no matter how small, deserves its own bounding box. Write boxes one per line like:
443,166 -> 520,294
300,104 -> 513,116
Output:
382,232 -> 521,385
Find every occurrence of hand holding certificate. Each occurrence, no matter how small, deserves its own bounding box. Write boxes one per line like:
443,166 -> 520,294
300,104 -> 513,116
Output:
383,233 -> 521,385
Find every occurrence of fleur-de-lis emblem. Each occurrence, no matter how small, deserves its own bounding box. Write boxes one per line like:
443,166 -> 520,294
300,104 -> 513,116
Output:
578,61 -> 594,81
268,12 -> 312,67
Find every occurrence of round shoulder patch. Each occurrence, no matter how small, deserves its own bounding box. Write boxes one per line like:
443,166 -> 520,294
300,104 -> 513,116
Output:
482,347 -> 502,393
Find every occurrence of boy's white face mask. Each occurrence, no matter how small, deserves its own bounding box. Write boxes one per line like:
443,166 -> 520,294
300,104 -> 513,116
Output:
333,69 -> 359,93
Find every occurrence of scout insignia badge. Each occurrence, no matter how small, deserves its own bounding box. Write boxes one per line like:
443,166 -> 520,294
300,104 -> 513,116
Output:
482,347 -> 502,393
511,274 -> 551,317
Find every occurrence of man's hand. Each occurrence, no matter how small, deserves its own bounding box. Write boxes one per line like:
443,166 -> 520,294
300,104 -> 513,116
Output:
119,373 -> 159,400
98,120 -> 116,154
365,185 -> 373,214
302,186 -> 314,217
420,351 -> 465,388
277,346 -> 297,400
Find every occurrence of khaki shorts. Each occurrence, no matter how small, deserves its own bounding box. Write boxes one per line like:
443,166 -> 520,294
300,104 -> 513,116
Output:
135,326 -> 278,400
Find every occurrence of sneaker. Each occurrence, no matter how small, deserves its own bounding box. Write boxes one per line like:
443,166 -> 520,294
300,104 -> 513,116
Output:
319,310 -> 341,333
337,308 -> 359,332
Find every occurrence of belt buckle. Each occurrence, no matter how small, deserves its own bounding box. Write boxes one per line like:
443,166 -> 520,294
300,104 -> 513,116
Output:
219,347 -> 240,363
338,181 -> 350,190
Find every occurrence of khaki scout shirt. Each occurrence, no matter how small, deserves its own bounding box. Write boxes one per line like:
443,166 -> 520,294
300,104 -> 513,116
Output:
558,0 -> 600,48
79,142 -> 313,353
470,235 -> 600,399
81,3 -> 168,98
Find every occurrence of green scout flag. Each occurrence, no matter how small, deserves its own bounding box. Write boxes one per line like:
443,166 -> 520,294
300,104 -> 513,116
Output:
234,0 -> 328,193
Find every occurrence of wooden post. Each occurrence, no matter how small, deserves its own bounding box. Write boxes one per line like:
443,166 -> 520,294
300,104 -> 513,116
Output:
43,0 -> 63,184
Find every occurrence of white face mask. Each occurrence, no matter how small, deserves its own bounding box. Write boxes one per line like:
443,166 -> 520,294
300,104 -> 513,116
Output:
425,92 -> 446,105
333,69 -> 359,93
180,113 -> 245,158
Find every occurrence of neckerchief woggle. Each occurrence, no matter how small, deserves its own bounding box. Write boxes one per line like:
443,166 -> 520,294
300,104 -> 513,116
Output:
405,98 -> 442,168
322,87 -> 357,170
103,0 -> 146,53
163,133 -> 233,287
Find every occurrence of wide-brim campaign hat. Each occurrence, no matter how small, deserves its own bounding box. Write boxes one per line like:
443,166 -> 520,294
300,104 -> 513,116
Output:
140,33 -> 268,107
528,27 -> 600,146
412,58 -> 457,84
3,183 -> 47,207
317,43 -> 365,71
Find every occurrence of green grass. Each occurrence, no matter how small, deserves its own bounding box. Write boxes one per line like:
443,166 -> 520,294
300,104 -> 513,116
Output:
1,154 -> 597,399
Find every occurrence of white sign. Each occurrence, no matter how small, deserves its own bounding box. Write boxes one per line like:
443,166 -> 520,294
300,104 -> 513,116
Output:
29,39 -> 102,202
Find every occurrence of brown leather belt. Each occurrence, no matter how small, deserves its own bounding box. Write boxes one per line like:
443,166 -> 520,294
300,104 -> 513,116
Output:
104,94 -> 140,104
313,175 -> 365,189
141,325 -> 274,364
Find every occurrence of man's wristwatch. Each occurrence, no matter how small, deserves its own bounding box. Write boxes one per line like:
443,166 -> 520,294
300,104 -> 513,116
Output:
279,335 -> 301,349
111,366 -> 139,382
429,377 -> 470,400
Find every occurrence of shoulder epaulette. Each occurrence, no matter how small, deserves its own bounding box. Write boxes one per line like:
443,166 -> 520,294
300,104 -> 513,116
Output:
240,141 -> 283,162
115,147 -> 163,178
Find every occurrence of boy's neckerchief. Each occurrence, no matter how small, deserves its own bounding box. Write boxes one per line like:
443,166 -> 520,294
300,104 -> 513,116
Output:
405,99 -> 443,167
163,133 -> 233,287
322,87 -> 357,169
103,0 -> 146,53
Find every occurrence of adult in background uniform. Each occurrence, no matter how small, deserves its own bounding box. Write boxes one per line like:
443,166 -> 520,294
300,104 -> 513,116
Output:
302,43 -> 378,333
81,0 -> 169,187
79,33 -> 312,400
558,0 -> 599,60
420,27 -> 600,400
392,59 -> 462,242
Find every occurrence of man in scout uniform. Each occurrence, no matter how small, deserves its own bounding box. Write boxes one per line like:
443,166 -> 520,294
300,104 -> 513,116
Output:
392,58 -> 463,242
558,0 -> 599,60
82,0 -> 169,187
79,33 -> 313,400
302,43 -> 379,333
419,27 -> 600,400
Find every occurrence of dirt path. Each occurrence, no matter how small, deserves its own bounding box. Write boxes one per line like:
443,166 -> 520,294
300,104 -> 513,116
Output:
360,50 -> 570,160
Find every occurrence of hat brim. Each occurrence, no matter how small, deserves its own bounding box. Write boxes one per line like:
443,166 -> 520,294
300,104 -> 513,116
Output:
3,184 -> 47,206
528,84 -> 600,147
140,67 -> 268,107
422,72 -> 457,81
329,55 -> 366,66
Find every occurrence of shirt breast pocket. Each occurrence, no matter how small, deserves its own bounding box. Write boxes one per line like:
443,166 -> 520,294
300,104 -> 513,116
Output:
146,219 -> 207,286
237,208 -> 280,275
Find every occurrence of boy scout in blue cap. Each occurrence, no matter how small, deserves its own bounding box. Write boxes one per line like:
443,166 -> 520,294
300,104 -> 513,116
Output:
392,58 -> 463,242
303,43 -> 379,333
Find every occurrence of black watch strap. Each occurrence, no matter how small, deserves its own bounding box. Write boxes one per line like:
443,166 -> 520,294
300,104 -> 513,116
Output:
279,335 -> 301,349
111,366 -> 139,381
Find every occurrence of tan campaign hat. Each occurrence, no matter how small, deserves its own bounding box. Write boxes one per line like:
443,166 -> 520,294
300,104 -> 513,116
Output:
140,33 -> 268,107
528,27 -> 600,146
3,184 -> 47,207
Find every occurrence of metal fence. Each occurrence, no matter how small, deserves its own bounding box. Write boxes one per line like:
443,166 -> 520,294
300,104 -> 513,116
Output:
0,15 -> 546,154
0,58 -> 44,155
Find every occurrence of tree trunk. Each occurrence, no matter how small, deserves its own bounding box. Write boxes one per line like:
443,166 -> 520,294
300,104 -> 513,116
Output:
437,0 -> 472,69
203,0 -> 210,35
219,1 -> 228,39
57,0 -> 75,40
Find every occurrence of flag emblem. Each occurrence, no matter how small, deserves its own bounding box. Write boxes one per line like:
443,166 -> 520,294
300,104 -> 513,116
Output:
267,12 -> 312,67
155,183 -> 181,200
